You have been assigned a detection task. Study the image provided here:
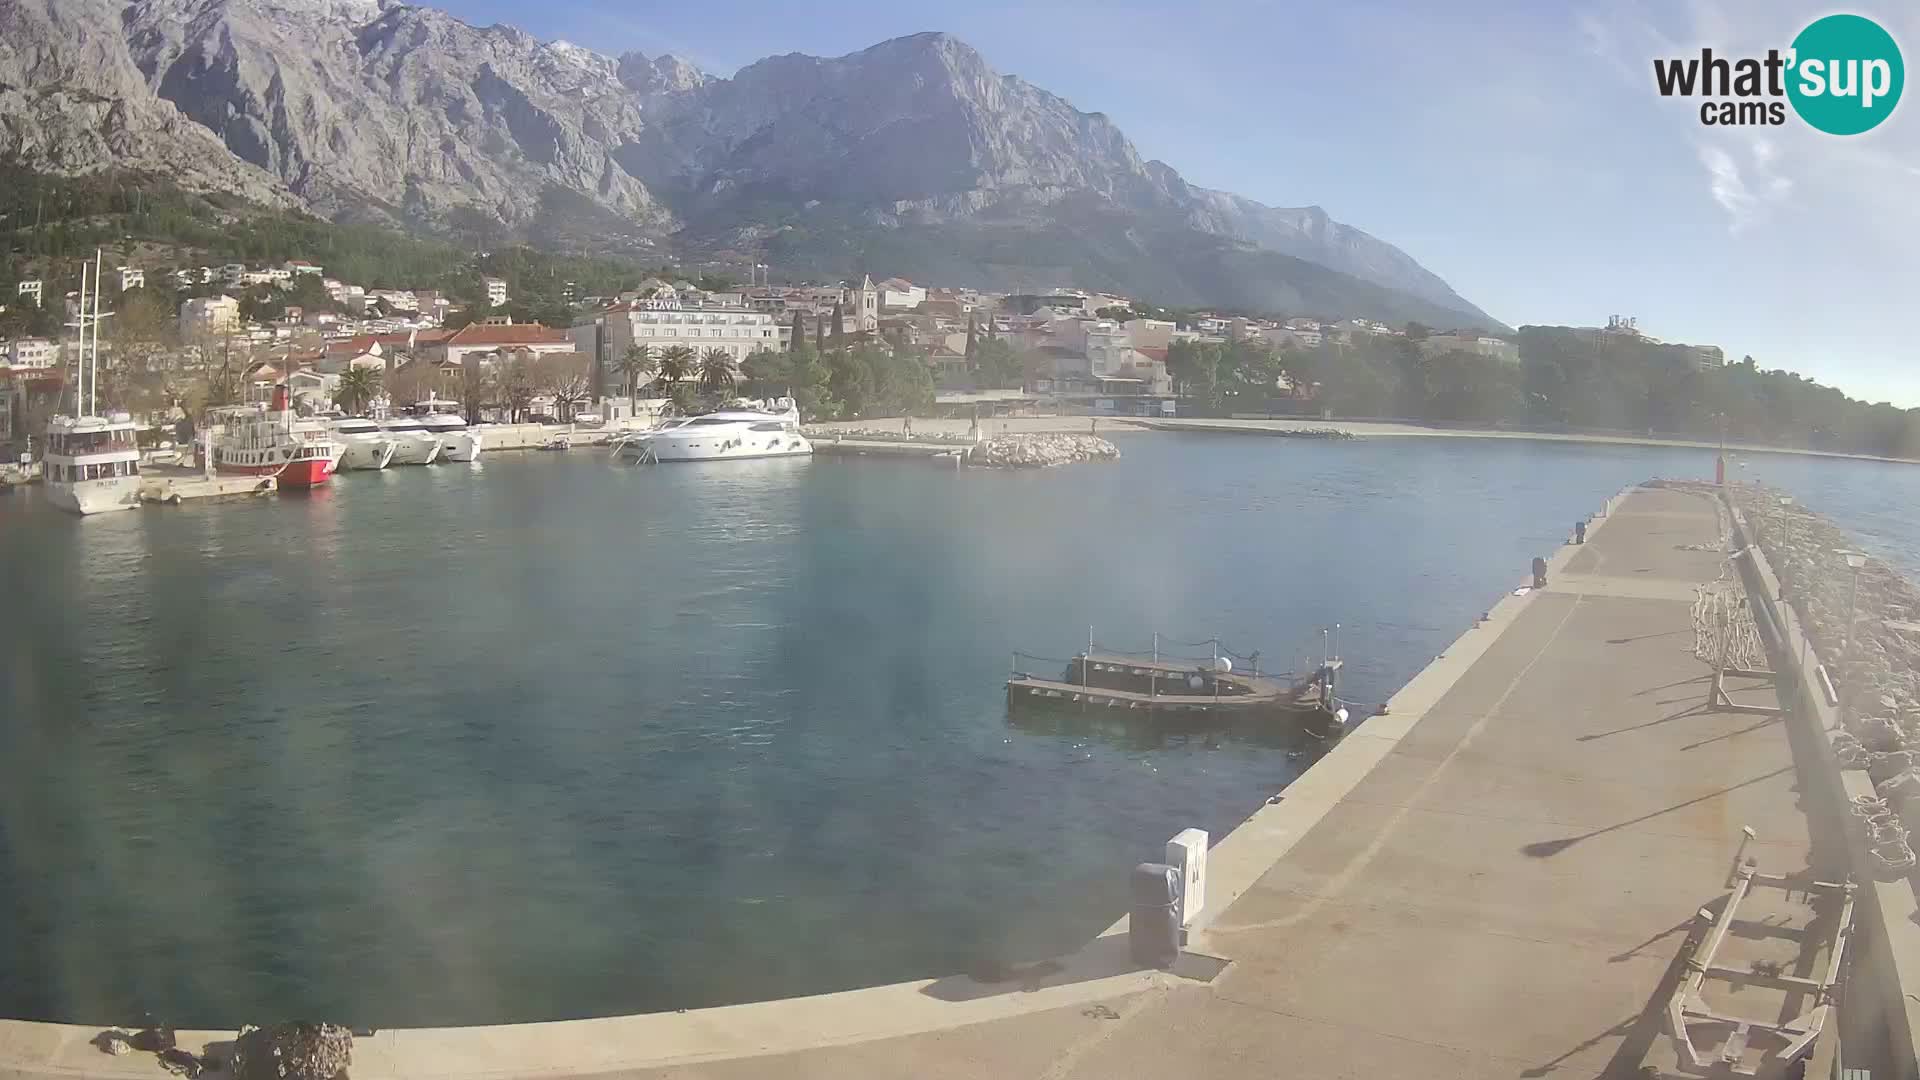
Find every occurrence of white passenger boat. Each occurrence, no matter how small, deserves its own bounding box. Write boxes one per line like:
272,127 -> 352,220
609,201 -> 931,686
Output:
622,399 -> 812,463
44,413 -> 142,515
380,416 -> 442,465
330,418 -> 397,470
415,400 -> 483,462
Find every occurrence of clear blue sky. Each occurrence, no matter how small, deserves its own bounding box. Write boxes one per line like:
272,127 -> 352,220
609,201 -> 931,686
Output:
435,0 -> 1920,407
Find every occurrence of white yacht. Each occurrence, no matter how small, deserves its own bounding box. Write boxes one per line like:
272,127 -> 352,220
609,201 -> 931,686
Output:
44,413 -> 142,515
641,398 -> 813,463
379,416 -> 442,465
330,418 -> 397,470
415,400 -> 483,463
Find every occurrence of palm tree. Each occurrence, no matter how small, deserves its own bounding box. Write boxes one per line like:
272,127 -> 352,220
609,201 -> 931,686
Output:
336,365 -> 382,415
616,344 -> 655,412
656,345 -> 696,391
699,347 -> 738,399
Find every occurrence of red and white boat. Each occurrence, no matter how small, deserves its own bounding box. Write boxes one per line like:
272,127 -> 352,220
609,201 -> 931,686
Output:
209,386 -> 338,488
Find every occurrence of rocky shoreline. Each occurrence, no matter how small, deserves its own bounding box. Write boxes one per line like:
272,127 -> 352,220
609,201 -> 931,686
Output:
1725,481 -> 1920,872
967,433 -> 1120,468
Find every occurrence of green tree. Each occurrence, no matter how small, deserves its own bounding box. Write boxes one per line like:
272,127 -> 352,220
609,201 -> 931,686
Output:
740,348 -> 791,398
698,347 -> 739,400
616,344 -> 655,410
655,344 -> 695,392
972,338 -> 1022,389
336,365 -> 382,415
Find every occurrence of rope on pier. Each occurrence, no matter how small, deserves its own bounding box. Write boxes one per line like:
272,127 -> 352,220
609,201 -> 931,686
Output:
1692,569 -> 1765,672
1088,638 -> 1266,668
1011,651 -> 1080,669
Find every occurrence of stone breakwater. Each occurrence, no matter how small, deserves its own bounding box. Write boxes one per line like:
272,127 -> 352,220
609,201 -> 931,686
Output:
968,434 -> 1120,468
1725,481 -> 1920,872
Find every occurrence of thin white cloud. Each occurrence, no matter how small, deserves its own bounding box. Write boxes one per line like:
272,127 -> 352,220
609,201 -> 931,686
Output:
1697,137 -> 1792,233
1698,145 -> 1755,229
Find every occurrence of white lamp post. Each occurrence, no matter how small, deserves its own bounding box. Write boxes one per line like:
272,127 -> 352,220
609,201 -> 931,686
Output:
1777,496 -> 1794,549
1837,549 -> 1869,664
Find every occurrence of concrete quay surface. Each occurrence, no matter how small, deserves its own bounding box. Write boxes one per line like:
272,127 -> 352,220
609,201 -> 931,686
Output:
1,487 -> 1871,1079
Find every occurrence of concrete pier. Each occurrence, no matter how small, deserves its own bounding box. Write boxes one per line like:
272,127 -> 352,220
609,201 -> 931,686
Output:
2,486 -> 1904,1078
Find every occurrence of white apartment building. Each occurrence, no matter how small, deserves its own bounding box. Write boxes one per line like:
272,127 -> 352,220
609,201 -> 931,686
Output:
117,267 -> 145,291
179,294 -> 241,336
602,296 -> 782,368
219,263 -> 247,286
483,277 -> 509,308
16,280 -> 42,305
285,260 -> 324,276
879,278 -> 927,310
371,290 -> 420,312
5,337 -> 60,370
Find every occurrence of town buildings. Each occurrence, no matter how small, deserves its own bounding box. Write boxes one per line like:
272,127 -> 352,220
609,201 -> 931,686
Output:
179,295 -> 241,336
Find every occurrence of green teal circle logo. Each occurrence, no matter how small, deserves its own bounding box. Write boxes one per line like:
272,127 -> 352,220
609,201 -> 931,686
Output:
1788,14 -> 1903,134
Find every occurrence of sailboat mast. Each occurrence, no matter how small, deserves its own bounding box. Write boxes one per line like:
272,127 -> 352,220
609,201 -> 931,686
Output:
91,249 -> 103,416
74,261 -> 89,415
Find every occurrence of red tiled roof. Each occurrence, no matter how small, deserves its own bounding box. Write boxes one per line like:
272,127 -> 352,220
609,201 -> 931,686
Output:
1133,346 -> 1169,363
327,330 -> 452,355
443,323 -> 570,346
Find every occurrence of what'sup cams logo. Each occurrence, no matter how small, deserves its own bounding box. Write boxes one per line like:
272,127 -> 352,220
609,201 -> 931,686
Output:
1654,14 -> 1903,134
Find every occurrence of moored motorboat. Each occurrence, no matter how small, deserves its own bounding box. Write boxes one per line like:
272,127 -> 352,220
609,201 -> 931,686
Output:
638,398 -> 812,463
331,418 -> 397,470
415,400 -> 483,462
380,416 -> 442,465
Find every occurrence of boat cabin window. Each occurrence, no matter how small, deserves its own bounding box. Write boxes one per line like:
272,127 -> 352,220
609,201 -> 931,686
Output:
749,422 -> 785,432
49,429 -> 135,454
688,417 -> 736,426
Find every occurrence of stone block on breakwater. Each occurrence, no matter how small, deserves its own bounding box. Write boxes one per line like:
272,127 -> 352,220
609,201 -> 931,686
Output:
229,1022 -> 353,1080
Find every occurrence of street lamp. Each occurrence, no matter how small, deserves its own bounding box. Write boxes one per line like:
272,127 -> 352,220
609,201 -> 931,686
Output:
1777,496 -> 1794,549
1837,549 -> 1869,665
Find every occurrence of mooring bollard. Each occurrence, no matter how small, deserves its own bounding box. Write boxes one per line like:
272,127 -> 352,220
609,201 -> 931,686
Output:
1129,862 -> 1181,969
1532,556 -> 1548,588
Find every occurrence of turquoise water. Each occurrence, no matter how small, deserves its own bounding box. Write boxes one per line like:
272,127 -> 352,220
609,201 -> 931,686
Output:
1,433 -> 1913,1026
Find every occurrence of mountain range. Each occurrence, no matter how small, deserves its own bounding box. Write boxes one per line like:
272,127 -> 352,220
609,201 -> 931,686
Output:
0,0 -> 1500,328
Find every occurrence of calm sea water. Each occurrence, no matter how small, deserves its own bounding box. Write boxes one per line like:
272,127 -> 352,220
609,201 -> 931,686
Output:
2,433 -> 1916,1027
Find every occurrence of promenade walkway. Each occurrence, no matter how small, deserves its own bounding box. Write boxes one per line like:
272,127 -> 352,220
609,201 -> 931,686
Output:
0,487 -> 1844,1079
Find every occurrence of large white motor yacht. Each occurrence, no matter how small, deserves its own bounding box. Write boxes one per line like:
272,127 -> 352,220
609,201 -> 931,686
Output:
44,413 -> 142,515
379,416 -> 442,465
415,400 -> 483,463
640,398 -> 813,462
331,418 -> 396,470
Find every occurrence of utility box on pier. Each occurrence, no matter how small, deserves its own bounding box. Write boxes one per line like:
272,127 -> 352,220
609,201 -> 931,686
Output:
1166,828 -> 1207,927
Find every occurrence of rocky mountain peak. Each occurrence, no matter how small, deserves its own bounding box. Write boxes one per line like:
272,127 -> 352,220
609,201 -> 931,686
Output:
616,51 -> 708,94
